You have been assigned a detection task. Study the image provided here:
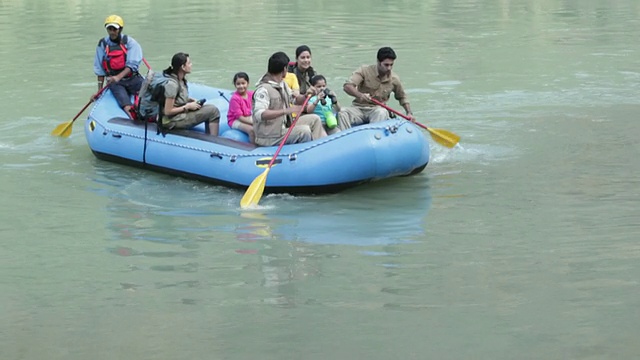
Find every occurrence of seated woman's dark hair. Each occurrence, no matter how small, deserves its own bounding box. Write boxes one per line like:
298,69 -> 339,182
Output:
295,45 -> 311,59
232,71 -> 250,84
163,52 -> 190,76
310,74 -> 326,86
290,46 -> 316,86
376,47 -> 396,62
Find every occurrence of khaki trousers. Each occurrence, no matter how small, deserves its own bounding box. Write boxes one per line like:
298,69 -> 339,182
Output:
337,105 -> 389,130
164,104 -> 221,135
264,114 -> 325,146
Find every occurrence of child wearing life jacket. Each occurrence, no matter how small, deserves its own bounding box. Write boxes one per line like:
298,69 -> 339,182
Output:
227,72 -> 255,143
305,74 -> 340,134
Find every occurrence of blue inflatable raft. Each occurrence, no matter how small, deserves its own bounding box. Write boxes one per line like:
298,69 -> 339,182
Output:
84,83 -> 430,194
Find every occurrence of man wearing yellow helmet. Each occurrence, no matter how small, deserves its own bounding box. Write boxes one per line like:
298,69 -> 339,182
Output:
93,15 -> 144,119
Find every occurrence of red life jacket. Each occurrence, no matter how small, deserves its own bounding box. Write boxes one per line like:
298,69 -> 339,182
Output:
99,35 -> 129,76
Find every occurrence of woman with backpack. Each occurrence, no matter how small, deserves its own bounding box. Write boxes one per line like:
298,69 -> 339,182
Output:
161,52 -> 220,135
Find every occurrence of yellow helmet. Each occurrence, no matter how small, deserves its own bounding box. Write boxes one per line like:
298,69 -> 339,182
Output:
104,15 -> 124,29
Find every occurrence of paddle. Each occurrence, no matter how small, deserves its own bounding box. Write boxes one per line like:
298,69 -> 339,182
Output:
218,90 -> 230,103
369,98 -> 460,148
52,58 -> 153,137
141,58 -> 152,71
51,86 -> 109,137
240,95 -> 312,208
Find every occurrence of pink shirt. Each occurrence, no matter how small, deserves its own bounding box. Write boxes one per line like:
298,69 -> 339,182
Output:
227,90 -> 254,127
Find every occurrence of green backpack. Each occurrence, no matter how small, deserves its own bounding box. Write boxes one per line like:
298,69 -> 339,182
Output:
136,70 -> 178,123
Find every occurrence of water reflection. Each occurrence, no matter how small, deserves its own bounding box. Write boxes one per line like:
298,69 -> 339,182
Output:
236,178 -> 432,246
233,178 -> 432,306
88,164 -> 219,305
90,160 -> 432,308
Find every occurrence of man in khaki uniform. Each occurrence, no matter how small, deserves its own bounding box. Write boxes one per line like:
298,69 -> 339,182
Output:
338,47 -> 416,130
253,52 -> 326,146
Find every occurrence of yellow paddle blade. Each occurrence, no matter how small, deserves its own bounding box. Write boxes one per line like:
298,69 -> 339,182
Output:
426,127 -> 460,148
240,168 -> 270,208
51,121 -> 74,137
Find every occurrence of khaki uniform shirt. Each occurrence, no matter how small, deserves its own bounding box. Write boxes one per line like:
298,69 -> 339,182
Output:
345,64 -> 409,107
162,74 -> 188,125
163,74 -> 188,107
289,65 -> 315,95
252,74 -> 294,146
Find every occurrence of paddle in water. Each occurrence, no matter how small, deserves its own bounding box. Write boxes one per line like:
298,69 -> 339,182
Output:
51,86 -> 109,137
240,95 -> 312,208
370,98 -> 460,148
52,58 -> 153,138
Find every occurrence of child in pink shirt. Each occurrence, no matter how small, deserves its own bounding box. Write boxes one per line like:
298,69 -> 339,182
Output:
227,72 -> 255,143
